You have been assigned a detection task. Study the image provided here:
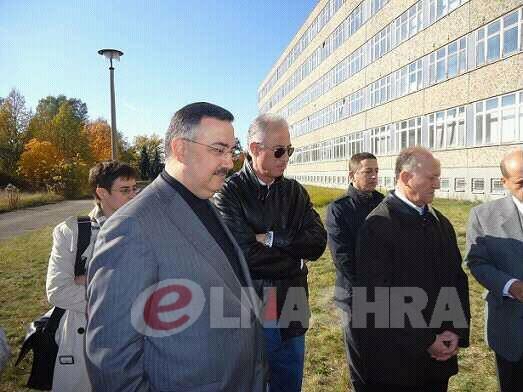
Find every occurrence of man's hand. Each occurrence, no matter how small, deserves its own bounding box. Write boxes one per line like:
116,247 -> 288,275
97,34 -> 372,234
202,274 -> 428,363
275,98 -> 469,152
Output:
427,330 -> 459,361
508,280 -> 523,302
74,275 -> 87,286
255,234 -> 266,244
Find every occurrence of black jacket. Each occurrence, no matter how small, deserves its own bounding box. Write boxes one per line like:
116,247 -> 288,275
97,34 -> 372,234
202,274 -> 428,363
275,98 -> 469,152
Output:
213,160 -> 327,339
353,192 -> 471,386
325,185 -> 384,308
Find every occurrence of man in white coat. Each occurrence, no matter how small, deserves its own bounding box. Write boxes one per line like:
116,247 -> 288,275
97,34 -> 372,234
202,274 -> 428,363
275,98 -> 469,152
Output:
46,161 -> 137,391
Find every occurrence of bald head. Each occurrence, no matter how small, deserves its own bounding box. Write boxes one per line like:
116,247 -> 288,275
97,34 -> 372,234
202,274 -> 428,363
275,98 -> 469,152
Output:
395,147 -> 441,206
500,149 -> 523,202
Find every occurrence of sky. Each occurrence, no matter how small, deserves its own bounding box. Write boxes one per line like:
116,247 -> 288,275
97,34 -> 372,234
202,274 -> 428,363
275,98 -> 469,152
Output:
0,0 -> 318,147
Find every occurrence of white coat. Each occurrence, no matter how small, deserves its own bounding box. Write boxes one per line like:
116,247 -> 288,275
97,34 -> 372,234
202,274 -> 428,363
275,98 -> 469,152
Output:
46,206 -> 104,392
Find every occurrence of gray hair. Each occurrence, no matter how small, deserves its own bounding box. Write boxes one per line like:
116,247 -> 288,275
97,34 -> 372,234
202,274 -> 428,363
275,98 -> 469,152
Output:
164,102 -> 234,159
395,146 -> 434,178
247,113 -> 288,151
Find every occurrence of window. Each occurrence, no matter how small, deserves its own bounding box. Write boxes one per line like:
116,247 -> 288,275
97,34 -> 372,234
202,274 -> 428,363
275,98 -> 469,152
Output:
440,178 -> 450,191
458,37 -> 467,73
485,97 -> 500,144
503,11 -> 519,56
437,0 -> 447,19
409,60 -> 423,92
447,41 -> 458,78
475,102 -> 484,145
491,178 -> 505,194
472,178 -> 485,193
486,20 -> 501,62
476,28 -> 486,66
455,178 -> 466,192
371,126 -> 392,156
501,93 -> 517,142
436,47 -> 446,81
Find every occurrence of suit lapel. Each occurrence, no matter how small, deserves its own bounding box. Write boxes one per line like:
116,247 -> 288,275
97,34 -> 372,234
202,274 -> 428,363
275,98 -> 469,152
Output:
500,196 -> 523,243
152,177 -> 244,299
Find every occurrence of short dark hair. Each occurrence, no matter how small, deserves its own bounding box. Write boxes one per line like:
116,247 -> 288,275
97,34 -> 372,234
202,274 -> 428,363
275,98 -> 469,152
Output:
349,152 -> 377,173
165,102 -> 234,159
88,161 -> 137,201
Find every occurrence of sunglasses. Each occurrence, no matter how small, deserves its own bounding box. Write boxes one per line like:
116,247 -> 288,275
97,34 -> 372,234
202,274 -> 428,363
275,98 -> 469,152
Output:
257,143 -> 295,158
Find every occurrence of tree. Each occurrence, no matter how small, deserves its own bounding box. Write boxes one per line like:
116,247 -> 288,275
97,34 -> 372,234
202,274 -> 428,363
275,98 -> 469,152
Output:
139,145 -> 150,180
133,134 -> 164,161
0,89 -> 32,173
230,137 -> 245,175
33,95 -> 88,124
85,118 -> 112,162
17,139 -> 64,188
149,147 -> 164,179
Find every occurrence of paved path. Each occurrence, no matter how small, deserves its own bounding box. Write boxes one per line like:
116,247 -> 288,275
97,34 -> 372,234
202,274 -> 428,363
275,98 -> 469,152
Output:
0,200 -> 94,241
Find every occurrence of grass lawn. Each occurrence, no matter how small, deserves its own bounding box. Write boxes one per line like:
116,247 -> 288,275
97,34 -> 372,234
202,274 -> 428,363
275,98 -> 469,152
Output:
0,192 -> 64,214
0,185 -> 498,391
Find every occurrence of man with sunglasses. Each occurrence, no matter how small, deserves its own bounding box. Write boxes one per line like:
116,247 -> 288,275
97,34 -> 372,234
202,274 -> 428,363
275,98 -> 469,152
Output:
214,113 -> 327,392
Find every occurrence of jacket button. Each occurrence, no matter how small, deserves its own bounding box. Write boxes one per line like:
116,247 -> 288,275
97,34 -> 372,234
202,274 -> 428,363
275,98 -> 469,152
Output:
77,327 -> 85,334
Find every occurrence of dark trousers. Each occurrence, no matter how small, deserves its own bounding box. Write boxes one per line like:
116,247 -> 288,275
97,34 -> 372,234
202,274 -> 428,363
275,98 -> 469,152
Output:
496,353 -> 523,392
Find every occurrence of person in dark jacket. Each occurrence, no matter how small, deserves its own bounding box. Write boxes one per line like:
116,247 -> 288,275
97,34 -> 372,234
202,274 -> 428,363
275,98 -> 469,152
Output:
325,152 -> 383,391
214,113 -> 327,392
353,147 -> 470,392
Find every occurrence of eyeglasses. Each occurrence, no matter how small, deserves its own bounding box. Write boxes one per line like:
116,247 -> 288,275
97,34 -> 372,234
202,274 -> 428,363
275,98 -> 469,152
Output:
183,138 -> 241,161
257,143 -> 294,158
111,186 -> 139,196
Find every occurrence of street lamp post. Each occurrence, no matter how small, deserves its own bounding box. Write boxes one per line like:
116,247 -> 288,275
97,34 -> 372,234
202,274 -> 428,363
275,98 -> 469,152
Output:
98,49 -> 124,160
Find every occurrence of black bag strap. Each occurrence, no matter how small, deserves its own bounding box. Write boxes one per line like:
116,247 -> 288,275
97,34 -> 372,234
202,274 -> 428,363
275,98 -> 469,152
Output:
74,216 -> 92,277
43,307 -> 66,334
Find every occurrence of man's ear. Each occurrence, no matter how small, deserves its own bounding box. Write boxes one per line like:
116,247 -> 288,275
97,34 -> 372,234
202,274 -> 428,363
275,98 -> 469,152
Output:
95,187 -> 109,201
171,138 -> 186,163
348,170 -> 355,182
399,170 -> 413,186
249,142 -> 260,157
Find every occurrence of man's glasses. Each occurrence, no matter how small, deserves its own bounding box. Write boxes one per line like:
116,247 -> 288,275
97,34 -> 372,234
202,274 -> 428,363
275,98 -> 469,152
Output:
183,138 -> 241,161
111,186 -> 139,196
257,143 -> 294,158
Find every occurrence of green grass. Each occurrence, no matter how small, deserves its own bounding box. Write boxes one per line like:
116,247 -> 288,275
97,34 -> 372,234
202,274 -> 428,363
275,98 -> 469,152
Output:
0,186 -> 497,391
0,192 -> 64,214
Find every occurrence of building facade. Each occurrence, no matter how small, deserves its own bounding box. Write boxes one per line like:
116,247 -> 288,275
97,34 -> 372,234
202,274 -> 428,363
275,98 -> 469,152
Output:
258,0 -> 523,200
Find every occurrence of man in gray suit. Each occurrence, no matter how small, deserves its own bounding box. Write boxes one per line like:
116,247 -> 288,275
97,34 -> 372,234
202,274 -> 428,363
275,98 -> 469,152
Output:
86,102 -> 265,391
466,149 -> 523,392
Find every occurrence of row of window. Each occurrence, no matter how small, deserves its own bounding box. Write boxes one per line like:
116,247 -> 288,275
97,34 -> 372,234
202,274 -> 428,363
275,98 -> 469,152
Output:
260,0 -> 468,113
273,0 -> 473,120
287,6 -> 523,137
289,90 -> 523,165
259,0 -> 346,101
259,0 -> 392,111
288,174 -> 507,195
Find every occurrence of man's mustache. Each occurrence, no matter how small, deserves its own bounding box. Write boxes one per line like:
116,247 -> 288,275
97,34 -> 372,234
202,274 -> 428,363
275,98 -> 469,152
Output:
214,168 -> 229,176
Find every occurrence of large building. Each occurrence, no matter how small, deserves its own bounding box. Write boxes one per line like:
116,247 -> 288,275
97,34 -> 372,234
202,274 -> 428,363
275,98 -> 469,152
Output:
258,0 -> 523,200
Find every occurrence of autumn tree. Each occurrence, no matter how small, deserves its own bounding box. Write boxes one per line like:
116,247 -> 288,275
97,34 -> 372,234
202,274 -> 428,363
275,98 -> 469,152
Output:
0,89 -> 32,173
27,95 -> 91,162
85,118 -> 112,162
17,139 -> 64,188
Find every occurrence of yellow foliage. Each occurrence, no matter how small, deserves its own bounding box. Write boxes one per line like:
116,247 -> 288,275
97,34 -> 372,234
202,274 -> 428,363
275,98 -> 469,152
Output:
18,139 -> 64,187
85,119 -> 112,162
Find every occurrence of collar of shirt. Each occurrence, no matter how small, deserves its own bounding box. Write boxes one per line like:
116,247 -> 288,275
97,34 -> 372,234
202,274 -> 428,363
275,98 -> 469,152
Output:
512,196 -> 523,216
89,205 -> 106,227
257,177 -> 274,188
394,187 -> 425,215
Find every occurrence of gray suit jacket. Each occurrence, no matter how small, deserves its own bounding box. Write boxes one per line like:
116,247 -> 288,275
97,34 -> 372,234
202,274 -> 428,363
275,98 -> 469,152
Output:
86,175 -> 266,391
466,195 -> 523,361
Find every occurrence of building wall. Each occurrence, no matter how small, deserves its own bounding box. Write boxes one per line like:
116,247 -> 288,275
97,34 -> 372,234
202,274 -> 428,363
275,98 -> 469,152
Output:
258,0 -> 523,201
